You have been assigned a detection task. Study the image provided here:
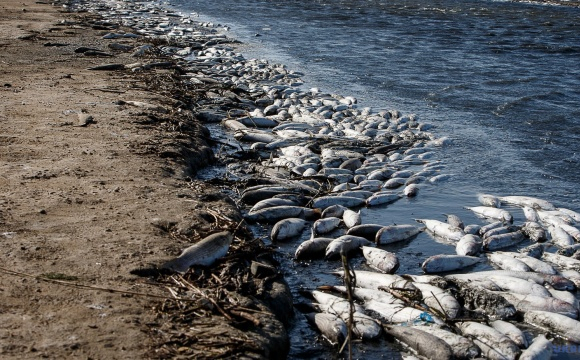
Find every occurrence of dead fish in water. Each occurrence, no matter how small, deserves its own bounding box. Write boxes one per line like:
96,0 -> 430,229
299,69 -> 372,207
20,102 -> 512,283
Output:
465,206 -> 513,223
448,280 -> 517,320
321,204 -> 347,218
312,195 -> 365,209
519,243 -> 545,259
548,225 -> 574,247
161,231 -> 233,273
456,234 -> 482,256
362,246 -> 399,274
556,207 -> 580,223
245,206 -> 320,223
521,221 -> 547,242
271,218 -> 308,242
343,209 -> 361,228
382,325 -> 454,360
542,252 -> 580,271
524,310 -> 580,343
487,253 -> 532,272
479,221 -> 506,236
498,195 -> 555,211
367,301 -> 441,324
483,231 -> 526,251
346,223 -> 384,240
422,254 -> 480,274
312,217 -> 341,235
248,198 -> 299,213
487,275 -> 552,298
447,270 -> 575,290
457,321 -> 521,360
295,236 -> 334,260
478,193 -> 501,208
415,219 -> 464,241
519,334 -> 552,360
413,282 -> 461,319
445,214 -> 464,229
325,235 -> 372,259
334,270 -> 418,293
483,225 -> 520,239
305,312 -> 347,345
403,183 -> 419,197
411,325 -> 481,360
320,285 -> 404,305
366,192 -> 402,206
489,320 -> 528,349
496,251 -> 557,275
376,224 -> 424,245
499,292 -> 578,319
463,224 -> 481,235
546,286 -> 579,309
523,206 -> 540,222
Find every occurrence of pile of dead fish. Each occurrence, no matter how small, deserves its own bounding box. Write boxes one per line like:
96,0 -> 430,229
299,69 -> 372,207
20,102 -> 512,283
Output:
77,1 -> 580,359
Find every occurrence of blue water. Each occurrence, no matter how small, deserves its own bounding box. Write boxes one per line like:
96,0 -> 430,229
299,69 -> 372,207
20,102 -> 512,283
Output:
176,0 -> 580,358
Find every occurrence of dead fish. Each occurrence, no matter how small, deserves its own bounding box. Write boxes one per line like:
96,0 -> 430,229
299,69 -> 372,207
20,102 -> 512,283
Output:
558,223 -> 580,242
463,224 -> 481,235
454,270 -> 575,290
487,275 -> 552,298
320,285 -> 404,305
347,224 -> 385,240
249,198 -> 298,213
325,235 -> 372,259
313,217 -> 341,235
465,206 -> 513,223
411,325 -> 481,360
521,221 -> 547,242
456,234 -> 482,256
542,252 -> 580,271
343,209 -> 361,228
496,251 -> 557,275
312,195 -> 365,209
448,280 -> 517,320
490,320 -> 528,349
367,301 -> 441,324
366,192 -> 402,206
498,196 -> 555,211
234,128 -> 278,143
337,190 -> 374,199
457,322 -> 520,360
295,236 -> 334,260
334,270 -> 418,293
483,231 -> 526,251
556,207 -> 580,223
548,225 -> 574,247
483,225 -> 520,239
403,183 -> 419,197
362,246 -> 399,274
321,204 -> 347,218
161,231 -> 233,273
422,254 -> 480,273
382,325 -> 454,359
523,206 -> 540,222
523,310 -> 580,343
429,174 -> 454,183
305,312 -> 347,345
519,335 -> 552,360
560,269 -> 580,288
546,286 -> 579,309
415,219 -> 465,241
376,224 -> 424,245
271,218 -> 308,242
245,206 -> 320,223
444,214 -> 464,229
487,253 -> 532,272
519,243 -> 545,259
479,221 -> 506,236
500,292 -> 578,319
478,193 -> 501,208
413,282 -> 461,319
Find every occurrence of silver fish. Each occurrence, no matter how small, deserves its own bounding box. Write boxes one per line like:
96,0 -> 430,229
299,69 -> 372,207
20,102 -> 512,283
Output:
556,207 -> 580,223
447,270 -> 575,290
422,255 -> 480,274
245,205 -> 320,223
449,280 -> 517,320
305,312 -> 347,345
325,235 -> 372,259
321,204 -> 347,218
487,275 -> 552,298
478,193 -> 501,208
487,253 -> 532,272
483,231 -> 525,251
366,301 -> 440,324
548,225 -> 574,247
456,234 -> 482,256
457,322 -> 520,360
521,221 -> 547,242
366,192 -> 402,206
342,209 -> 361,228
312,217 -> 341,235
403,183 -> 419,197
523,206 -> 540,222
295,237 -> 334,260
271,218 -> 308,242
312,195 -> 365,209
519,335 -> 552,360
322,285 -> 404,305
249,198 -> 298,213
411,325 -> 481,360
490,320 -> 528,348
415,219 -> 464,241
463,224 -> 481,235
496,251 -> 557,275
376,224 -> 424,245
161,231 -> 233,273
413,282 -> 461,319
500,292 -> 578,319
382,325 -> 454,359
524,310 -> 580,343
498,196 -> 555,211
362,246 -> 400,274
519,243 -> 545,259
465,206 -> 513,223
347,223 -> 385,240
483,225 -> 519,239
445,214 -> 465,229
479,221 -> 506,236
542,252 -> 580,271
335,270 -> 418,293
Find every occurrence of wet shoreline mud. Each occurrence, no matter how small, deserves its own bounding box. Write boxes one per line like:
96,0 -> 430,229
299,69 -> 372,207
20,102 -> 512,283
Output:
3,0 -> 580,359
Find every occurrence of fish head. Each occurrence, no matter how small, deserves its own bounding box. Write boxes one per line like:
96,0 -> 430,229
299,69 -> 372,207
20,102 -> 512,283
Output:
548,275 -> 576,291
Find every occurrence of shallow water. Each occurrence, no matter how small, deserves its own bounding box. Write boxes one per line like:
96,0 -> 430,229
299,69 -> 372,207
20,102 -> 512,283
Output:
184,0 -> 580,358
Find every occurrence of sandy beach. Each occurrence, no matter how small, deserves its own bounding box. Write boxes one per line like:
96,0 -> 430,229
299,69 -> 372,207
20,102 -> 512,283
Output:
0,0 -> 290,358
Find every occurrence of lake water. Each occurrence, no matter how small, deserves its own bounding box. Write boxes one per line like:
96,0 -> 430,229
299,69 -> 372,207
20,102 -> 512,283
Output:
175,0 -> 580,358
